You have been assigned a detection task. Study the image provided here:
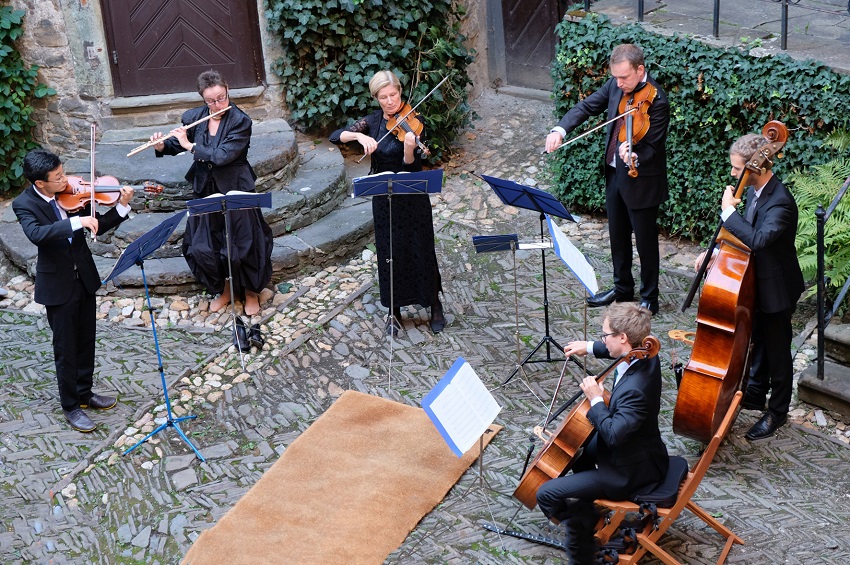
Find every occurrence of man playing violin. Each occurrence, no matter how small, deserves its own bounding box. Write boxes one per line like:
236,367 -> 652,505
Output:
12,149 -> 133,433
694,134 -> 804,440
537,302 -> 668,563
545,44 -> 670,316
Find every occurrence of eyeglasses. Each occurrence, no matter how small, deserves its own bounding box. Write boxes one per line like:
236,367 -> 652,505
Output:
599,332 -> 617,341
203,93 -> 229,106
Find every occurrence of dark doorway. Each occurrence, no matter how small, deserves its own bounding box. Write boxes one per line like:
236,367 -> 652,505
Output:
101,0 -> 265,97
501,0 -> 565,90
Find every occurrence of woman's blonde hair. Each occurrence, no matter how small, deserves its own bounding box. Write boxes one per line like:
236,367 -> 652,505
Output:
368,70 -> 402,99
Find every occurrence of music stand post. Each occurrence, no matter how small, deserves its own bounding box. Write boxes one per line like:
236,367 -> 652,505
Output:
186,191 -> 273,371
102,211 -> 206,462
478,175 -> 576,385
352,170 -> 443,385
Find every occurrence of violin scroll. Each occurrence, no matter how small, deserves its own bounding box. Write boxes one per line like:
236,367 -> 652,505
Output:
625,334 -> 661,363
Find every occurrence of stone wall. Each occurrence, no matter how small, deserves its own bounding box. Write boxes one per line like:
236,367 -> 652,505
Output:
9,0 -> 287,158
459,0 -> 491,99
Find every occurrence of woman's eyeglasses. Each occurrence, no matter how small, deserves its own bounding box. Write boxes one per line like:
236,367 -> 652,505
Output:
204,93 -> 228,106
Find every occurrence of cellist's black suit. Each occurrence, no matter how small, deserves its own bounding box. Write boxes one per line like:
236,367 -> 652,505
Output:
536,340 -> 668,561
555,74 -> 670,306
13,186 -> 128,411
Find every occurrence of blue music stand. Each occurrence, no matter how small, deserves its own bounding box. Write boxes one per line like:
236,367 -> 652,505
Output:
102,210 -> 206,462
478,175 -> 575,385
187,191 -> 273,367
472,234 -> 519,253
352,169 -> 443,340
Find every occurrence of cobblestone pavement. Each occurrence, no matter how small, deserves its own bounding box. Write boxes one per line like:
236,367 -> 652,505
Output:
2,91 -> 850,564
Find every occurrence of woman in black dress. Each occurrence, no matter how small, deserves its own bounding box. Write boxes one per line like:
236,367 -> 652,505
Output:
330,70 -> 445,334
149,70 -> 273,316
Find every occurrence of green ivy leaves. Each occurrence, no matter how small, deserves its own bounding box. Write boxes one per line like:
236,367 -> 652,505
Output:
1,6 -> 55,194
551,13 -> 850,241
264,0 -> 472,162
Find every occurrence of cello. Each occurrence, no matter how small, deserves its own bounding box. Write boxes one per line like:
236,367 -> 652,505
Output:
513,335 -> 661,509
673,121 -> 788,443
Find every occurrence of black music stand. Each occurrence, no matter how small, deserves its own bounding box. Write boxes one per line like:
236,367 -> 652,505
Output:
187,191 -> 273,369
102,210 -> 206,462
479,175 -> 575,385
353,169 -> 443,340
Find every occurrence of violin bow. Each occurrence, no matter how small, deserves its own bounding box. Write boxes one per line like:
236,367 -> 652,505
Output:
548,107 -> 637,154
90,123 -> 97,242
356,74 -> 451,164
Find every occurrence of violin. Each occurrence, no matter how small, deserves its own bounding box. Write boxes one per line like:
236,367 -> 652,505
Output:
386,102 -> 430,155
56,176 -> 164,212
513,335 -> 661,509
617,82 -> 657,178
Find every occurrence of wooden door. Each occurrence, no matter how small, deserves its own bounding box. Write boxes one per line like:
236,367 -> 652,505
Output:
501,0 -> 565,90
101,0 -> 265,97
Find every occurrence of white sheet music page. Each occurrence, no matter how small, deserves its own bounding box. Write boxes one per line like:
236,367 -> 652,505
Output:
546,214 -> 599,295
422,357 -> 501,457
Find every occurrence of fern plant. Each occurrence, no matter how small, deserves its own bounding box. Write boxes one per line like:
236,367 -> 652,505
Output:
790,130 -> 850,302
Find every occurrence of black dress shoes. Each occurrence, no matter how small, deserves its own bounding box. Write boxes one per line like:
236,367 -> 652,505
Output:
249,323 -> 265,349
63,409 -> 96,433
639,299 -> 659,316
81,394 -> 117,410
745,412 -> 787,440
233,316 -> 250,352
586,288 -> 633,308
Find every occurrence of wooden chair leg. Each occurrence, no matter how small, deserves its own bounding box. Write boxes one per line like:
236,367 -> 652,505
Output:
637,533 -> 682,565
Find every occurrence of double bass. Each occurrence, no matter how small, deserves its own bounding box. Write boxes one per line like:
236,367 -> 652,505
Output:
673,121 -> 788,443
513,335 -> 661,509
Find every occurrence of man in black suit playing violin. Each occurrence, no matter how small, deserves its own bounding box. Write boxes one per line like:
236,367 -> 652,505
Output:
13,149 -> 132,433
536,302 -> 668,563
545,44 -> 670,316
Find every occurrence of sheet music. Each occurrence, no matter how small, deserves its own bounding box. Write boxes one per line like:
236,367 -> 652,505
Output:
546,214 -> 599,295
422,358 -> 501,457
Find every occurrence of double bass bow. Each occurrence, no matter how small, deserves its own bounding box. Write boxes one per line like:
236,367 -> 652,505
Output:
513,335 -> 661,509
673,121 -> 787,443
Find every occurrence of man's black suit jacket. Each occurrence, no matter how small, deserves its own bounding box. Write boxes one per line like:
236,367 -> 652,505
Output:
13,186 -> 127,306
722,175 -> 805,314
585,341 -> 669,498
556,74 -> 670,210
156,103 -> 256,195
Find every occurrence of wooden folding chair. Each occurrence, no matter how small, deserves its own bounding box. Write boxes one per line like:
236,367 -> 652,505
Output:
593,391 -> 744,564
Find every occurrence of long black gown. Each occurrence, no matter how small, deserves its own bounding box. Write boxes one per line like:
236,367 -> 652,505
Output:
330,109 -> 442,309
157,104 -> 273,298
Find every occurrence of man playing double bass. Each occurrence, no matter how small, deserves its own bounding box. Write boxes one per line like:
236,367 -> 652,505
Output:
537,302 -> 668,563
694,134 -> 804,441
545,43 -> 670,316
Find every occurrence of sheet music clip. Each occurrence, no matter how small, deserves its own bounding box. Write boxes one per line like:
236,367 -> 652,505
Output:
472,234 -> 519,253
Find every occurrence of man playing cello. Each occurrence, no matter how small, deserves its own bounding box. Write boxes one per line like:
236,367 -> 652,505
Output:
537,302 -> 668,563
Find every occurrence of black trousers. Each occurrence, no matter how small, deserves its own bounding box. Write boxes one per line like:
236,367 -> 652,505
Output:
45,278 -> 96,411
747,306 -> 795,416
605,166 -> 660,303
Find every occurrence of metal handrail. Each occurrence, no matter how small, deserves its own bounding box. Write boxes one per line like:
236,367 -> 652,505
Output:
816,173 -> 850,379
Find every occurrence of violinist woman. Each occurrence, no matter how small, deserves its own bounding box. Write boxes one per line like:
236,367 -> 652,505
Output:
537,302 -> 668,563
330,70 -> 445,335
149,70 -> 273,317
545,44 -> 670,316
13,149 -> 132,432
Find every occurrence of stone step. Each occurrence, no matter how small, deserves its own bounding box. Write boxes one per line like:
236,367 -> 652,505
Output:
798,360 -> 850,420
0,134 -> 373,294
824,322 -> 850,365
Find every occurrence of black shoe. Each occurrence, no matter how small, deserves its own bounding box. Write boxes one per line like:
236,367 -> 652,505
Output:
248,323 -> 265,349
587,288 -> 633,308
63,409 -> 96,433
232,316 -> 250,352
741,393 -> 767,411
80,394 -> 117,410
639,299 -> 659,316
745,412 -> 787,440
430,300 -> 446,334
